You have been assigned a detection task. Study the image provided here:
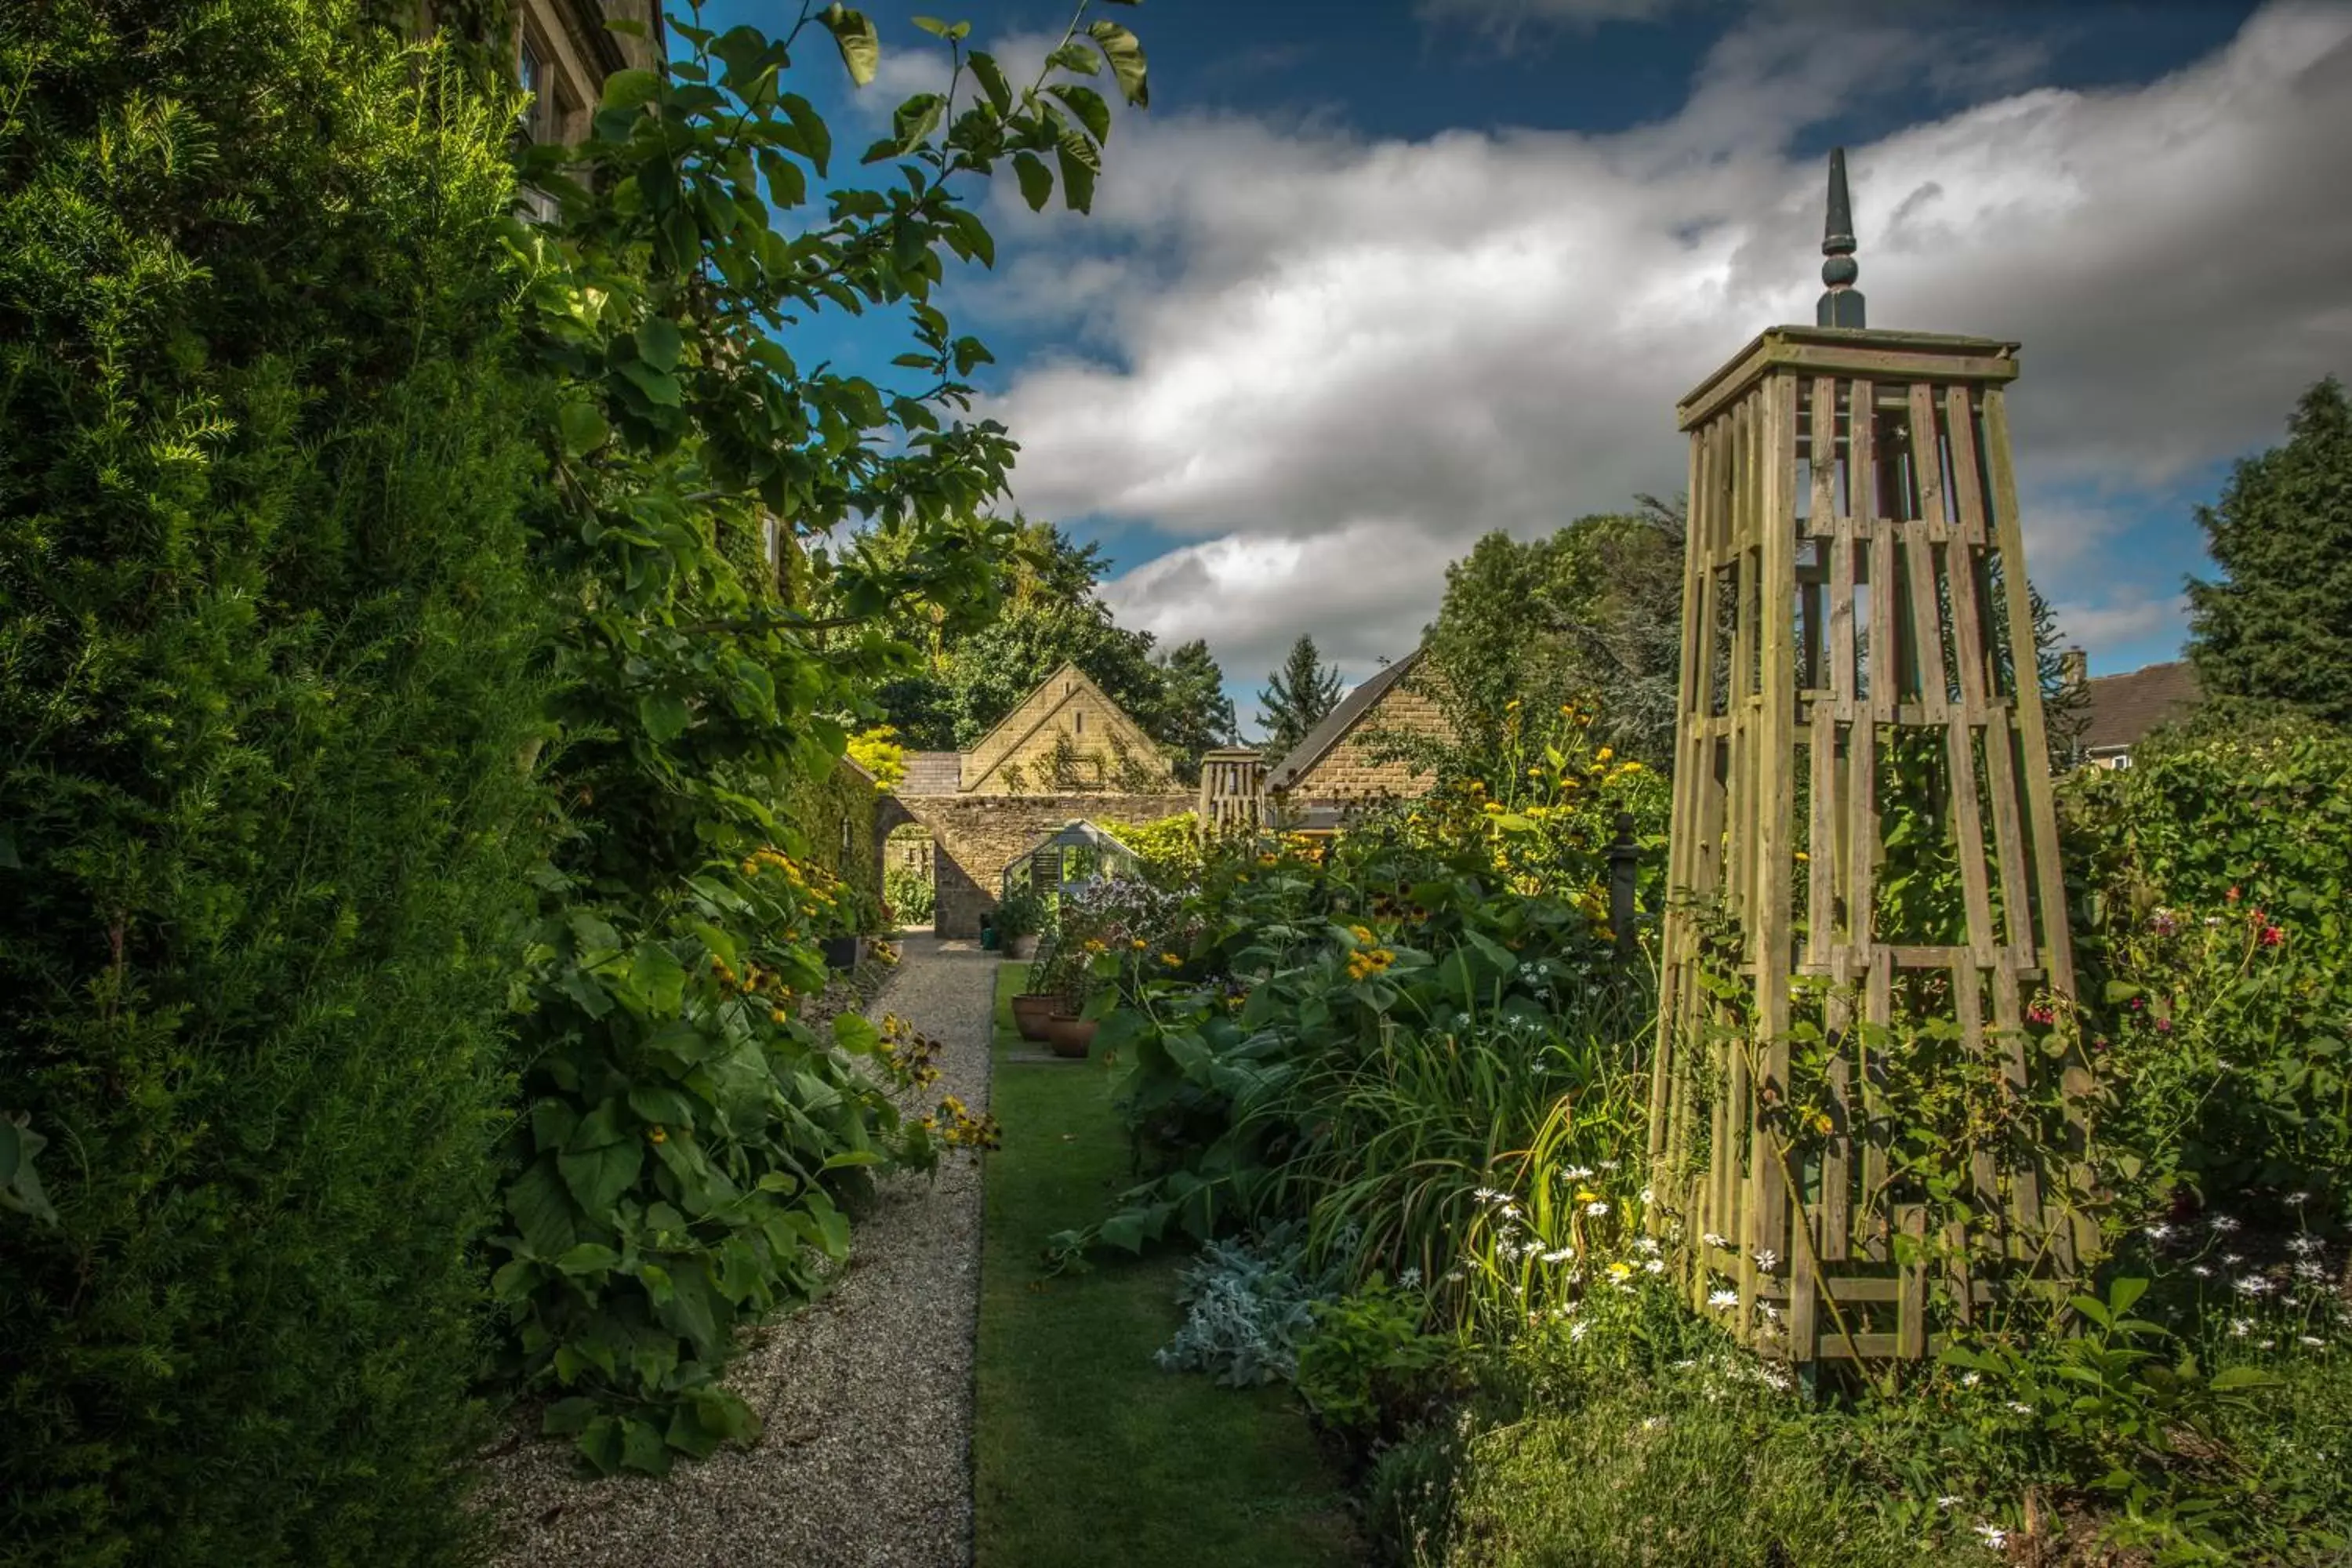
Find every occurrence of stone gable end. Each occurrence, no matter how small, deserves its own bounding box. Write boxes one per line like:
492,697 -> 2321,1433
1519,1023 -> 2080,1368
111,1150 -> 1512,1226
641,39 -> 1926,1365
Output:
960,662 -> 1171,793
1284,677 -> 1447,802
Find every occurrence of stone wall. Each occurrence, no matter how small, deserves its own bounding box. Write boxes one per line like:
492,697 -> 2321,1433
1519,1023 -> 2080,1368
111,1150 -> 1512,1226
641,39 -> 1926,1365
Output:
1283,677 -> 1448,804
887,791 -> 1192,936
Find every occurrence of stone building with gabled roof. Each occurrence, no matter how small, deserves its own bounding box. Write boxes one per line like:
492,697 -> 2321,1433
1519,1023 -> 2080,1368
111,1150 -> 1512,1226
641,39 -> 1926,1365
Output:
1263,647 -> 1450,827
953,661 -> 1173,795
877,663 -> 1191,935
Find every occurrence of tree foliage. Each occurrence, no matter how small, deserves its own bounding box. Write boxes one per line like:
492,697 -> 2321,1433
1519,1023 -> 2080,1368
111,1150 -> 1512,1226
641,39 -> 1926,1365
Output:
0,10 -> 548,1562
863,519 -> 1235,779
488,0 -> 1152,1475
2186,376 -> 2352,725
1417,499 -> 1686,773
1258,633 -> 1345,761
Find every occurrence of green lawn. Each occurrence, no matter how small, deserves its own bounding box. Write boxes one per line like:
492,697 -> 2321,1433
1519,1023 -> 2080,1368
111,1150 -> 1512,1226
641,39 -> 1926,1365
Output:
975,963 -> 1361,1568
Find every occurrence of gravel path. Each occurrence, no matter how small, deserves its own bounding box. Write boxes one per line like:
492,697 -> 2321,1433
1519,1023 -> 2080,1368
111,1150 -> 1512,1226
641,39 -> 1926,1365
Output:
478,935 -> 999,1567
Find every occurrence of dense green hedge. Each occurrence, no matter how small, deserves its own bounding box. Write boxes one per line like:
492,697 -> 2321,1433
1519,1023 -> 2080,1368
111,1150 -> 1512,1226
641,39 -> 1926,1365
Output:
0,6 -> 544,1563
2061,713 -> 2352,1215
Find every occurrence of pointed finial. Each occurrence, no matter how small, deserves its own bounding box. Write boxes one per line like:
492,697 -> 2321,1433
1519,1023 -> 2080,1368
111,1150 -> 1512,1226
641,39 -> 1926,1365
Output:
1817,147 -> 1866,329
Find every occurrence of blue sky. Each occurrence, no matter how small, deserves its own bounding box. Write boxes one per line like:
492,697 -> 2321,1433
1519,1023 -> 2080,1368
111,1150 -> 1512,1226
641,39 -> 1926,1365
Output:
686,0 -> 2350,739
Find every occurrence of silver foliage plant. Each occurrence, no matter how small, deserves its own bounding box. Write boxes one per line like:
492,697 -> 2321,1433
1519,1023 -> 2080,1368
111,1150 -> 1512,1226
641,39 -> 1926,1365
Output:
1155,1226 -> 1338,1387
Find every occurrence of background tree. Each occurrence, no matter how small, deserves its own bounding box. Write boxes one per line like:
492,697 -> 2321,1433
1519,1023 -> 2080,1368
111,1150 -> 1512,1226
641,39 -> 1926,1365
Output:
1258,633 -> 1345,760
1150,637 -> 1238,783
2186,376 -> 2352,725
1416,497 -> 1686,772
859,519 -> 1232,779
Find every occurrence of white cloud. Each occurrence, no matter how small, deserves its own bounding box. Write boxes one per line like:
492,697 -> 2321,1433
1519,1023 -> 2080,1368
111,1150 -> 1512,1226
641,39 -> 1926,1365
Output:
968,2 -> 2352,684
2049,593 -> 2189,662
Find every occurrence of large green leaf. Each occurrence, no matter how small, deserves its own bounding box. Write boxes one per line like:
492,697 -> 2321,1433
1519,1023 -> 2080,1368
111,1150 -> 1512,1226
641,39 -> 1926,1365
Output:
559,1138 -> 642,1216
1087,20 -> 1149,107
819,5 -> 878,86
628,940 -> 688,1015
507,1156 -> 580,1260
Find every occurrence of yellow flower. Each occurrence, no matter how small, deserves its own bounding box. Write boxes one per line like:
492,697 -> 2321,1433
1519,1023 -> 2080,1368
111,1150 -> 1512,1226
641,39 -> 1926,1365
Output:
1131,938 -> 1149,949
648,1126 -> 668,1145
1483,800 -> 1503,814
1595,747 -> 1613,763
1576,1189 -> 1599,1203
1348,924 -> 1374,943
1083,938 -> 1107,953
1160,952 -> 1182,967
771,1007 -> 788,1024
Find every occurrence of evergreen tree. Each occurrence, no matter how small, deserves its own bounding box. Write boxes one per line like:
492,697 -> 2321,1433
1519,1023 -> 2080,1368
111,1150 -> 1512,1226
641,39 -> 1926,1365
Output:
1258,634 -> 1345,760
2186,376 -> 2352,724
1152,638 -> 1238,784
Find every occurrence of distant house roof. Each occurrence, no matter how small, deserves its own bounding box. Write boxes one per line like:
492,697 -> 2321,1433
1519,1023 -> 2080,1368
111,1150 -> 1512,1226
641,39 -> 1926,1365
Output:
1266,648 -> 1425,793
2082,661 -> 2202,756
899,751 -> 962,796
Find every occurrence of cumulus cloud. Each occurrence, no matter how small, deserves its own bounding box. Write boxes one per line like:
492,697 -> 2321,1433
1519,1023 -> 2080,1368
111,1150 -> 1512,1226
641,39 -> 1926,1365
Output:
965,2 -> 2352,681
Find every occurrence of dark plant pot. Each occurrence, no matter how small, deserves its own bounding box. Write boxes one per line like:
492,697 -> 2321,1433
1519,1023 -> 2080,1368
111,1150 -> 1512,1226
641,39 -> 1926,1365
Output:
820,935 -> 862,971
1043,1014 -> 1096,1059
1000,932 -> 1036,960
1011,993 -> 1058,1042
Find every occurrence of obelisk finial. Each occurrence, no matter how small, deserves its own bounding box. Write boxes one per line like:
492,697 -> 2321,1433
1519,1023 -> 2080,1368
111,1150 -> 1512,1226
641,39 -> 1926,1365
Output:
1817,147 -> 1865,329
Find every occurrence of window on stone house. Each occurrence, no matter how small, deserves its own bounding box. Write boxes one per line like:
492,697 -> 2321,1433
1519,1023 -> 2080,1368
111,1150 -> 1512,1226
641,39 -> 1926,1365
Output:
520,32 -> 557,143
1074,710 -> 1084,735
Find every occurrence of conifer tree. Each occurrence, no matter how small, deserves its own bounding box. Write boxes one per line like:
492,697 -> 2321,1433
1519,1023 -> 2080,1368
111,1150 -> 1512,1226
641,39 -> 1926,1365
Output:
2186,376 -> 2352,724
1258,633 -> 1345,760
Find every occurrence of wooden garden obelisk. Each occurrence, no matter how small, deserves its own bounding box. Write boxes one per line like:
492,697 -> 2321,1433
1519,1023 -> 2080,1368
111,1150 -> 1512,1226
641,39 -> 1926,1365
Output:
1647,150 -> 2086,1365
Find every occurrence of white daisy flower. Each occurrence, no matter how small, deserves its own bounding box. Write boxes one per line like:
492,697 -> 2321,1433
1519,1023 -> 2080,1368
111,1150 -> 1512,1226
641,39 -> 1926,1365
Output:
1976,1523 -> 2008,1548
1754,1248 -> 1780,1273
1708,1289 -> 1739,1309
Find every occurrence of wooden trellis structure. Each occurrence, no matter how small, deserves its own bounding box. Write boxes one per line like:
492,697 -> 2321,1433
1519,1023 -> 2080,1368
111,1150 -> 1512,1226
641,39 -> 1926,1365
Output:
1648,152 -> 2089,1365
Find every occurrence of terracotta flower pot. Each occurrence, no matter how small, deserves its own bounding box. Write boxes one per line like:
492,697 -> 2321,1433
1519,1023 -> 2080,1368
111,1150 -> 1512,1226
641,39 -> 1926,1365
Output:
1002,932 -> 1036,960
1042,1013 -> 1097,1059
1010,993 -> 1058,1042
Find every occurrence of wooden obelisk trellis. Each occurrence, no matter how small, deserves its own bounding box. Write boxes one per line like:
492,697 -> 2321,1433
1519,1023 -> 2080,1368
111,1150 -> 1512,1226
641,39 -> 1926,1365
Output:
1647,151 -> 2087,1364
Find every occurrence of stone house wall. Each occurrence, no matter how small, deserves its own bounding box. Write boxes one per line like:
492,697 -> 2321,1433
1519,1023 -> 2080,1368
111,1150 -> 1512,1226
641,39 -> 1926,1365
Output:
1281,677 -> 1448,804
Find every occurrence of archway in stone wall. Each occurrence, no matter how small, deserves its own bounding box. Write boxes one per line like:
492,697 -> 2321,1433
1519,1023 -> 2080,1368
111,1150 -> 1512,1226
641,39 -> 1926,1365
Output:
875,790 -> 1196,938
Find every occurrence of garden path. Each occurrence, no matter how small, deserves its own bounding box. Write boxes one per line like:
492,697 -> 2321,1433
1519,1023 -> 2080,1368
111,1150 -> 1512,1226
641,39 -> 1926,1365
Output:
481,935 -> 996,1567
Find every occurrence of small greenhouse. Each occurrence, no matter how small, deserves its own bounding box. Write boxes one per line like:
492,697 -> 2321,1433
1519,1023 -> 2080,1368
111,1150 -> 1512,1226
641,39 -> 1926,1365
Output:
999,819 -> 1142,909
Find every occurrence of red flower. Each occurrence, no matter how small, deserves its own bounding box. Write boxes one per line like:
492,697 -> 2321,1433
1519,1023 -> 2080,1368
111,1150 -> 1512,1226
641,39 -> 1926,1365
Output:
2154,1017 -> 2173,1034
2026,1004 -> 2055,1025
2261,924 -> 2285,946
2226,886 -> 2241,903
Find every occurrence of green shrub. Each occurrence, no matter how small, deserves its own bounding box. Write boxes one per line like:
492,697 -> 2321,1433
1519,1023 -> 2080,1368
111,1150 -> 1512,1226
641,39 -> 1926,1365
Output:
2061,720 -> 2352,1217
885,865 -> 937,925
993,890 -> 1048,941
1296,1279 -> 1453,1438
1439,1377 -> 1955,1568
0,9 -> 544,1564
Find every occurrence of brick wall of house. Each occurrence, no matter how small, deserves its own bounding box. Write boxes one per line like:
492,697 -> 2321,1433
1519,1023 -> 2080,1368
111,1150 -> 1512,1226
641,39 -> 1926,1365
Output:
1283,679 -> 1447,803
